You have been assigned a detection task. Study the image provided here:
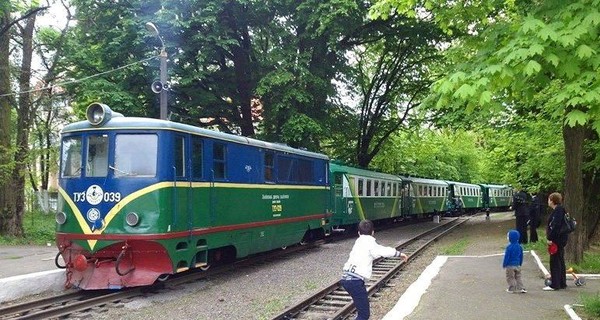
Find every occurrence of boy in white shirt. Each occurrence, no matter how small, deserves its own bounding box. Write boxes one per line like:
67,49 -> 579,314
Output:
341,220 -> 408,320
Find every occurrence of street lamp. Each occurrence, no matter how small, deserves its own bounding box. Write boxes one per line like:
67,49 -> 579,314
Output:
145,22 -> 168,120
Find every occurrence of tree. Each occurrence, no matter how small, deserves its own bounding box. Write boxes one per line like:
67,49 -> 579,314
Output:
370,0 -> 600,262
0,2 -> 48,237
347,17 -> 447,167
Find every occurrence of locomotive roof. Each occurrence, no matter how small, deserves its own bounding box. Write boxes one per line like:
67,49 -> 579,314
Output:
61,116 -> 329,160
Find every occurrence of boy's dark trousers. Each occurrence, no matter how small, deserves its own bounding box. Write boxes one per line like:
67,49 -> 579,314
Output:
340,278 -> 370,320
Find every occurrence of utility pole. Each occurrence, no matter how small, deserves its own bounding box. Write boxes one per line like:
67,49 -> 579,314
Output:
145,22 -> 168,120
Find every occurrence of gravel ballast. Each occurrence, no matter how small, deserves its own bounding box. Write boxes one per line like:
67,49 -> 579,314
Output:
92,212 -> 514,320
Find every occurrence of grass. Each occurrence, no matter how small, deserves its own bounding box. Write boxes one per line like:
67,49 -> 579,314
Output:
581,293 -> 600,318
440,237 -> 470,255
256,297 -> 287,320
0,210 -> 55,245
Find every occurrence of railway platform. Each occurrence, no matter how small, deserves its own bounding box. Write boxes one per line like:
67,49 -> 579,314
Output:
383,250 -> 600,320
0,245 -> 65,303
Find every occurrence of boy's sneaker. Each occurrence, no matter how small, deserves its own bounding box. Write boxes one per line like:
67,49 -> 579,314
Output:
542,286 -> 555,291
519,289 -> 527,293
506,289 -> 515,293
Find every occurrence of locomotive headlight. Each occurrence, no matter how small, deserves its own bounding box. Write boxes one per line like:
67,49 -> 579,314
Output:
55,211 -> 67,225
86,103 -> 107,125
86,103 -> 123,126
126,212 -> 140,227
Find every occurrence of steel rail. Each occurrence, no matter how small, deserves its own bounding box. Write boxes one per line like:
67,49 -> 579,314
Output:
271,217 -> 468,320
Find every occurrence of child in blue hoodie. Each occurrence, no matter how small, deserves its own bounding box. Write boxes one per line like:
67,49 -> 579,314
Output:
503,229 -> 526,293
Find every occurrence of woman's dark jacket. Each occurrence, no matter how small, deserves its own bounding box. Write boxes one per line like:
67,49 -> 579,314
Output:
546,205 -> 569,246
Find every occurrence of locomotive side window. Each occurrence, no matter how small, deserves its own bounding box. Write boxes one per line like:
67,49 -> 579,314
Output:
86,134 -> 108,177
264,152 -> 274,182
213,143 -> 227,179
61,137 -> 82,177
114,134 -> 157,177
175,135 -> 185,177
191,137 -> 203,179
297,159 -> 313,183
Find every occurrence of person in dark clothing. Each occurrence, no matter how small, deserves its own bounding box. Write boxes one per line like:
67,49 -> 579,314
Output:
528,194 -> 543,243
543,192 -> 569,291
513,190 -> 529,244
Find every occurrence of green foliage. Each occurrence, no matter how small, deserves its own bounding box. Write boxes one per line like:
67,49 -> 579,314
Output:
0,210 -> 55,245
371,128 -> 484,181
572,252 -> 600,273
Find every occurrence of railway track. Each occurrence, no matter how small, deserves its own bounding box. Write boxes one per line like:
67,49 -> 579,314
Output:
0,241 -> 322,319
271,217 -> 468,320
0,217 -> 455,319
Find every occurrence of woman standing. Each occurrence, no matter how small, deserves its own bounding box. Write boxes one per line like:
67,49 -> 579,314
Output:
544,192 -> 569,291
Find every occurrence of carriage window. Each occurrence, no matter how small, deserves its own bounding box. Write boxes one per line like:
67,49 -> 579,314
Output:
387,182 -> 392,196
358,179 -> 364,196
191,137 -> 203,179
213,143 -> 227,179
61,137 -> 82,177
86,134 -> 108,177
374,181 -> 379,196
265,152 -> 274,182
175,136 -> 185,178
366,180 -> 372,196
114,134 -> 157,177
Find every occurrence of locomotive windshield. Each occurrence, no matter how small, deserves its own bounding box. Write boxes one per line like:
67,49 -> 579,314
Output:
87,134 -> 109,177
113,134 -> 157,177
61,137 -> 82,177
61,133 -> 158,178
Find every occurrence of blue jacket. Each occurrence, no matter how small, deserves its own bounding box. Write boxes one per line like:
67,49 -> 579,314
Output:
503,229 -> 523,268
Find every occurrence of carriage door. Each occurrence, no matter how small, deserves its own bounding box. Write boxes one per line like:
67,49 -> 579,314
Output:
402,182 -> 414,216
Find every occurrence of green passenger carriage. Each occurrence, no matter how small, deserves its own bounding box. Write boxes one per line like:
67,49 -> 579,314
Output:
480,184 -> 513,211
401,177 -> 449,217
329,163 -> 403,230
446,181 -> 482,214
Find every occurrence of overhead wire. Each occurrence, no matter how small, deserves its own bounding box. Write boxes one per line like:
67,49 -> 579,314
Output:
0,55 -> 157,98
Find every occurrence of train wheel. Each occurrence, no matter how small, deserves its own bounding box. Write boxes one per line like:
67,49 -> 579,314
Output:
157,274 -> 170,282
281,246 -> 287,250
200,264 -> 211,271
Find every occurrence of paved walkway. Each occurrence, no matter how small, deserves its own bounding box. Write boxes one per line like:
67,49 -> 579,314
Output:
383,251 -> 599,319
0,245 -> 65,303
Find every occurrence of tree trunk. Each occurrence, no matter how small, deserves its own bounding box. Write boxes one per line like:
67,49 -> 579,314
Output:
0,11 -> 18,236
223,1 -> 255,137
563,124 -> 585,263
